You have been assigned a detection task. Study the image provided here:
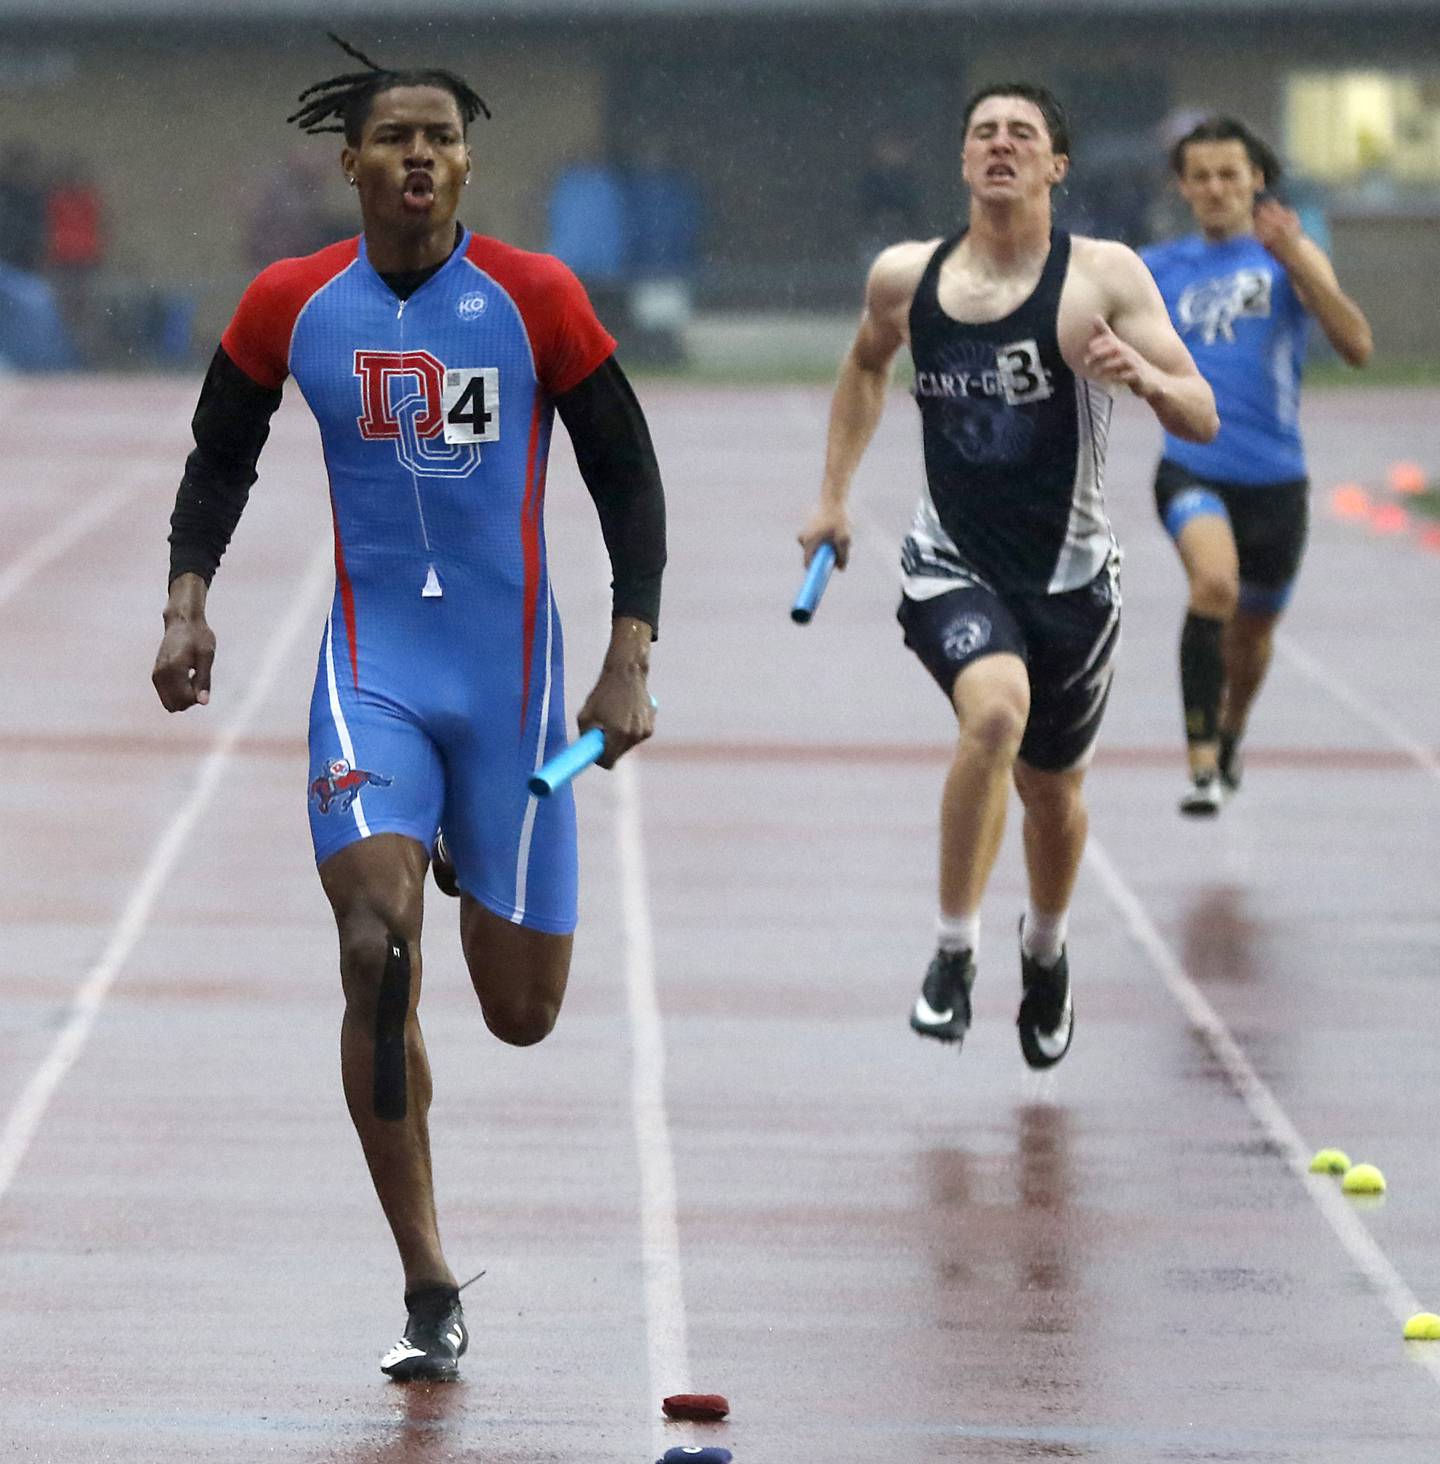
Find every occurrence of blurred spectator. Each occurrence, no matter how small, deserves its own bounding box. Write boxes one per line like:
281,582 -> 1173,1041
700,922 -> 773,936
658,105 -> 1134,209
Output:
545,152 -> 631,358
546,153 -> 629,286
625,139 -> 702,365
857,133 -> 922,258
0,263 -> 77,370
247,149 -> 346,267
45,158 -> 104,270
627,139 -> 701,282
45,155 -> 106,364
0,142 -> 46,273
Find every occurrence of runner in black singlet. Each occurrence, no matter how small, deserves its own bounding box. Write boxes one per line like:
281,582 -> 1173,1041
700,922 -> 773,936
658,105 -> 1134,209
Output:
799,82 -> 1216,1068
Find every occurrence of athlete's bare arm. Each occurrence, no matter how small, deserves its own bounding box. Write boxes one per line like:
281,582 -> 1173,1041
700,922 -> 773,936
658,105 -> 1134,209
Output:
799,241 -> 935,568
1074,239 -> 1219,444
1253,199 -> 1373,368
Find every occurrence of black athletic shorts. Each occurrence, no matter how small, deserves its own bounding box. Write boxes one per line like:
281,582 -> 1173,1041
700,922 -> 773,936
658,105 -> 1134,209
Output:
1154,458 -> 1309,615
897,556 -> 1122,773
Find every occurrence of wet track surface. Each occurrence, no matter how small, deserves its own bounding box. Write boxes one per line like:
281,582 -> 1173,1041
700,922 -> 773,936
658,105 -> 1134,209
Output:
1,376 -> 1438,1460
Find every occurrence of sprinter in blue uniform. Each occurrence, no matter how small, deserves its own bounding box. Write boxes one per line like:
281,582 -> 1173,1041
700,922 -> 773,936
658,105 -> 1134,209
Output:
1142,118 -> 1371,814
151,39 -> 665,1381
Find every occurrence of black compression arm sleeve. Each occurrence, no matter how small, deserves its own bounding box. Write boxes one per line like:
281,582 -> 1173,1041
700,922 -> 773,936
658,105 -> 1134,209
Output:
167,346 -> 283,586
553,356 -> 667,635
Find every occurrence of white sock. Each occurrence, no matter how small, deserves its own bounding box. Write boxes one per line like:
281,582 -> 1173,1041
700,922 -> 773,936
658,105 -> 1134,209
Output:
1022,906 -> 1067,967
936,910 -> 980,958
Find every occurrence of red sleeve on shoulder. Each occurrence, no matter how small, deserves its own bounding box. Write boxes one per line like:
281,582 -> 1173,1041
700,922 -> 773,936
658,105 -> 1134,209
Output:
219,238 -> 361,390
465,236 -> 617,397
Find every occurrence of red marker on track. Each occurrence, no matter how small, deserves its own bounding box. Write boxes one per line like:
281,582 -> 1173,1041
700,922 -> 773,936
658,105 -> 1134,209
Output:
662,1393 -> 730,1422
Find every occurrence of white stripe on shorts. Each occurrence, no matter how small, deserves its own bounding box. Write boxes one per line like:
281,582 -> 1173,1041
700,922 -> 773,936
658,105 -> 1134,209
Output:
511,589 -> 554,923
324,611 -> 372,840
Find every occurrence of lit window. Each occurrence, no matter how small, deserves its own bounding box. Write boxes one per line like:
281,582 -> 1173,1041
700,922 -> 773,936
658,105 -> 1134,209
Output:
1287,71 -> 1440,184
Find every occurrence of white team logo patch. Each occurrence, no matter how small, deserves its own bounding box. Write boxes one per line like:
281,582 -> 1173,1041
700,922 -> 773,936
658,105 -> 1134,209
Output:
1178,268 -> 1272,344
456,291 -> 488,320
943,613 -> 992,661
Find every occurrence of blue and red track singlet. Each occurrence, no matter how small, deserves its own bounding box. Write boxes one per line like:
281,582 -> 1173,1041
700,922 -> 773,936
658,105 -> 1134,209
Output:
221,229 -> 615,931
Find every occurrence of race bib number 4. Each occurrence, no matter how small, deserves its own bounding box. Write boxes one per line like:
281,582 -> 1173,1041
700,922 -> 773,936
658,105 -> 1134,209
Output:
442,368 -> 500,445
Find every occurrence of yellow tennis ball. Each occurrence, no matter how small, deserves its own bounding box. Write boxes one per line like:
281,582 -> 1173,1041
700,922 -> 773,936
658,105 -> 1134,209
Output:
1308,1148 -> 1351,1175
1341,1162 -> 1386,1195
1403,1313 -> 1440,1341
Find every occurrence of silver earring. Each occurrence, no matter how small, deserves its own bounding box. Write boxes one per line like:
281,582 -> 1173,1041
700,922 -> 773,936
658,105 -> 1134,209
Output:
347,176 -> 356,188
464,176 -> 471,186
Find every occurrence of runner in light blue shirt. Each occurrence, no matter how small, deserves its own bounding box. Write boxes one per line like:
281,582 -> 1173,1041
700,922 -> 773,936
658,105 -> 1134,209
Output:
1141,118 -> 1372,815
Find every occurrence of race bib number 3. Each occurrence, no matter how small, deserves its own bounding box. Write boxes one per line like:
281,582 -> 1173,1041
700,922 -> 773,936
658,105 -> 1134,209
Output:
996,339 -> 1053,407
442,367 -> 500,445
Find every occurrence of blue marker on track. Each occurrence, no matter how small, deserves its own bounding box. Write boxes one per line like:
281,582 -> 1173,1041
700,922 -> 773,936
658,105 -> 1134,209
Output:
529,728 -> 606,798
791,541 -> 836,624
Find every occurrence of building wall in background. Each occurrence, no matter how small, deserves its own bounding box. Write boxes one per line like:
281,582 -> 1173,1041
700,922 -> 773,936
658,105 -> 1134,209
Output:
0,11 -> 1433,359
0,27 -> 605,344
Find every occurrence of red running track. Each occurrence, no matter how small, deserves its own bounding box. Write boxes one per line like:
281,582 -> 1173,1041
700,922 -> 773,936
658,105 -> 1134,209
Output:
1,374 -> 1439,1462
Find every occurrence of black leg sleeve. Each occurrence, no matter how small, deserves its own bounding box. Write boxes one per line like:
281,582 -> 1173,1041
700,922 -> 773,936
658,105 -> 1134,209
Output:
1180,612 -> 1225,745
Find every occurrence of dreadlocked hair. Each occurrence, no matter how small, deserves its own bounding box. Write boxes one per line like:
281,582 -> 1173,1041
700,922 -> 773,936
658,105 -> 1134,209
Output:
287,33 -> 491,144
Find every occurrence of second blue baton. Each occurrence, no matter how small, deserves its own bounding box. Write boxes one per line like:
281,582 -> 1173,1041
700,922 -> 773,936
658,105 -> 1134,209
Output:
791,542 -> 837,624
529,728 -> 607,797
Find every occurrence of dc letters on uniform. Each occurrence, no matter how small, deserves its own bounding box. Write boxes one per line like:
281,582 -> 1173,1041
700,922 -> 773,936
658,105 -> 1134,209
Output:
354,349 -> 501,477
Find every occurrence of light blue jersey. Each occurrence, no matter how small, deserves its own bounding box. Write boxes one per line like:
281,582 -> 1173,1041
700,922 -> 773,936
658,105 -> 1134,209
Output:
1141,234 -> 1311,485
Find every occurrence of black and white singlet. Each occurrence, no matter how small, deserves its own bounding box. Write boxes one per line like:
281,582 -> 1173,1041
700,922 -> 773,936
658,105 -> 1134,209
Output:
903,228 -> 1116,598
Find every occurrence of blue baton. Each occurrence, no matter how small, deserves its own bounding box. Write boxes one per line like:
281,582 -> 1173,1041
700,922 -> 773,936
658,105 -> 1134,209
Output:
791,542 -> 836,624
529,728 -> 607,798
529,697 -> 658,797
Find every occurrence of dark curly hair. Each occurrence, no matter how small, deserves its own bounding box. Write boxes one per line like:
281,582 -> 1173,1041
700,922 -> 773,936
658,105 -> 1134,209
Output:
287,33 -> 490,145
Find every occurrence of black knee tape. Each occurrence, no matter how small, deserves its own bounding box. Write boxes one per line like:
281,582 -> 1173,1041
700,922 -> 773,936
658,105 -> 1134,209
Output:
373,934 -> 411,1122
1180,612 -> 1225,744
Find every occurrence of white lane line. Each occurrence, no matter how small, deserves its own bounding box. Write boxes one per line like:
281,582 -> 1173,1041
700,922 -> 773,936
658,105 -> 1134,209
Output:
1085,834 -> 1440,1386
0,541 -> 332,1207
1275,632 -> 1440,786
0,465 -> 156,610
616,757 -> 693,1454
